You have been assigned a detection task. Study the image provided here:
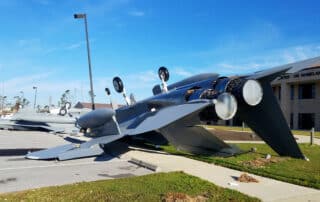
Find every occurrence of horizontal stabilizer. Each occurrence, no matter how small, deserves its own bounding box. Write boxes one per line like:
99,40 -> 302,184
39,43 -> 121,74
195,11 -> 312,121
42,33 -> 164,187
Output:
26,134 -> 124,160
58,144 -> 104,160
26,144 -> 76,160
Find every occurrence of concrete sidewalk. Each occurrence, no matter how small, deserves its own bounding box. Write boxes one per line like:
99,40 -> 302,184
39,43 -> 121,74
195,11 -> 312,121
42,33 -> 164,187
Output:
122,149 -> 320,202
226,135 -> 320,145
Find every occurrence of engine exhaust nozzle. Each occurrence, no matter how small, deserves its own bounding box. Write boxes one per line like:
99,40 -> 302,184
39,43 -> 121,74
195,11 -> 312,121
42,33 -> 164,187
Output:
242,80 -> 263,106
214,93 -> 237,120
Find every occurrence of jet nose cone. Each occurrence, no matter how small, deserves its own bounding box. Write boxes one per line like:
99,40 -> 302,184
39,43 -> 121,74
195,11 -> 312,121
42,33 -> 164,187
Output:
77,108 -> 115,129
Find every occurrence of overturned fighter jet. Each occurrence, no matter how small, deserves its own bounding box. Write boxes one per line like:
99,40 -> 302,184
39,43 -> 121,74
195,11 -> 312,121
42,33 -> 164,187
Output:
26,56 -> 320,160
0,103 -> 79,134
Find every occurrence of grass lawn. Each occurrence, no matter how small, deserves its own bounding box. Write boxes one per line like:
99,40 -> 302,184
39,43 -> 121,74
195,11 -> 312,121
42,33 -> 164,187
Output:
206,125 -> 320,138
161,144 -> 320,189
0,172 -> 260,202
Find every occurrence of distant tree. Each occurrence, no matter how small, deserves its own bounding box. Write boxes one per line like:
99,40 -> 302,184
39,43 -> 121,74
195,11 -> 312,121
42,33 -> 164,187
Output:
14,96 -> 30,109
22,98 -> 30,107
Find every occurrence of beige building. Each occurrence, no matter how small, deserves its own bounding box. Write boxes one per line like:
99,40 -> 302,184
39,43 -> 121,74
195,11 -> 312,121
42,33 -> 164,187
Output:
271,65 -> 320,131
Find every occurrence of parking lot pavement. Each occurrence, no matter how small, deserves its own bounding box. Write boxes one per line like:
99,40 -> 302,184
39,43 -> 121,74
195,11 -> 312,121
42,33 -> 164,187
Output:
0,130 -> 153,193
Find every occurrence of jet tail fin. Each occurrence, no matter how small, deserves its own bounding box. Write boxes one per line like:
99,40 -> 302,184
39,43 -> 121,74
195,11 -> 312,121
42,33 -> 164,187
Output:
236,80 -> 304,159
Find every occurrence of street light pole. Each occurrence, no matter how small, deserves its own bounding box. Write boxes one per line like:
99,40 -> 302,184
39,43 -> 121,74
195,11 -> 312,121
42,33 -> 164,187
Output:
74,13 -> 95,110
33,86 -> 37,109
1,96 -> 6,113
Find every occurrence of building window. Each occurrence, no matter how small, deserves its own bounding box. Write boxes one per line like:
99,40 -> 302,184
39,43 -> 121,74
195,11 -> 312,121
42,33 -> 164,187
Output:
278,86 -> 281,100
290,85 -> 294,100
298,83 -> 315,99
290,113 -> 294,129
298,113 -> 315,130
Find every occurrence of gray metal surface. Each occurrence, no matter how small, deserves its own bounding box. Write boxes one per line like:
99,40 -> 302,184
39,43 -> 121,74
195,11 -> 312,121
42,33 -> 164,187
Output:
26,135 -> 124,160
126,100 -> 213,135
77,108 -> 115,129
167,73 -> 219,90
236,80 -> 304,158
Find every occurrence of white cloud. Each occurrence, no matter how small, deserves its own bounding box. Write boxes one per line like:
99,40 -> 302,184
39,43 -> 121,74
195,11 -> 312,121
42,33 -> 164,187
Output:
193,43 -> 320,75
213,62 -> 263,75
281,45 -> 320,64
124,70 -> 158,90
64,42 -> 83,50
1,73 -> 51,104
172,67 -> 193,77
128,11 -> 145,17
17,38 -> 41,48
3,73 -> 51,89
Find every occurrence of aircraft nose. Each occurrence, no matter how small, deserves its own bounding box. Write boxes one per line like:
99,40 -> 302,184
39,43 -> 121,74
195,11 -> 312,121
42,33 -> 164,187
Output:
77,108 -> 115,129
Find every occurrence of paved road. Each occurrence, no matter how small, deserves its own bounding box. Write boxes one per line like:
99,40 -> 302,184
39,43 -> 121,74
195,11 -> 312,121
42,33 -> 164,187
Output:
0,130 -> 153,193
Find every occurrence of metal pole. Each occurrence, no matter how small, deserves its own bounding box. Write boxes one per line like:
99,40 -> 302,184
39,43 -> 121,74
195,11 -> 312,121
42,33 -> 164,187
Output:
83,15 -> 95,110
310,127 -> 314,145
20,91 -> 24,108
1,97 -> 3,113
33,88 -> 37,109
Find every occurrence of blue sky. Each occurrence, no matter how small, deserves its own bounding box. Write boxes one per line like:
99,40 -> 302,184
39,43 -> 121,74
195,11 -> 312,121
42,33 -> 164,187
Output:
0,0 -> 320,106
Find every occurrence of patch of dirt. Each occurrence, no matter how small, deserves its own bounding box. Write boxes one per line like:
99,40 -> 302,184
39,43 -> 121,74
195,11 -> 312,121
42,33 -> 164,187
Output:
242,157 -> 284,168
237,173 -> 259,183
162,192 -> 208,202
208,128 -> 262,141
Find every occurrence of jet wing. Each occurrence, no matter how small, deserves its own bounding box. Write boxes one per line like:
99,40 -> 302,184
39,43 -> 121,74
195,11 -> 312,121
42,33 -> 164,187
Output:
125,100 -> 215,135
